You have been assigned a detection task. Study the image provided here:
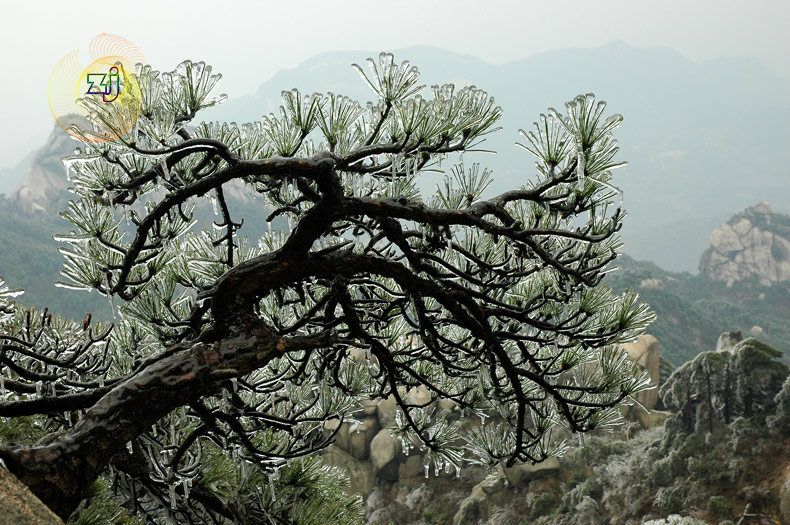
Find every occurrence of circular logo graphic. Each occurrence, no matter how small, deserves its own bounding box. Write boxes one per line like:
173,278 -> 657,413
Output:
48,34 -> 146,143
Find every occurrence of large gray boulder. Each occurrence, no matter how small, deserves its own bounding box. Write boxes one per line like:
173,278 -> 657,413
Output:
376,394 -> 399,429
321,446 -> 376,497
498,457 -> 560,486
620,334 -> 661,410
398,454 -> 426,480
347,417 -> 380,460
370,429 -> 402,481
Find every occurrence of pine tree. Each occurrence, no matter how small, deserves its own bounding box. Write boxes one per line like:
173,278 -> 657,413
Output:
0,53 -> 654,522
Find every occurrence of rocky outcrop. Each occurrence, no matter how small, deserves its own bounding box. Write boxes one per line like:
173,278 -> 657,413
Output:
700,203 -> 790,286
8,123 -> 266,217
321,336 -> 669,521
0,466 -> 63,524
11,123 -> 74,214
620,335 -> 661,411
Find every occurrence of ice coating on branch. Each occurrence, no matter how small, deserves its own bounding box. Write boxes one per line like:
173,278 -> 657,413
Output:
351,52 -> 424,102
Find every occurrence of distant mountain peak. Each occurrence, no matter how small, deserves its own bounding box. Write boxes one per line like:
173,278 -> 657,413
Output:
700,204 -> 790,287
11,123 -> 74,214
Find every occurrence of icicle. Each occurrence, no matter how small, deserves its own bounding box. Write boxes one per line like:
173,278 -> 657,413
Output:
152,424 -> 158,437
182,477 -> 191,500
455,464 -> 461,478
231,378 -> 238,393
424,463 -> 430,478
127,441 -> 133,453
267,220 -> 272,237
105,273 -> 116,320
210,195 -> 219,215
169,483 -> 177,509
576,144 -> 585,185
169,417 -> 176,443
36,381 -> 42,396
99,376 -> 105,388
0,376 -> 5,401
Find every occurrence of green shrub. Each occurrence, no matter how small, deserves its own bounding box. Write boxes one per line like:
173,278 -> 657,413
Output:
530,492 -> 559,518
706,495 -> 732,517
422,498 -> 455,524
565,470 -> 588,490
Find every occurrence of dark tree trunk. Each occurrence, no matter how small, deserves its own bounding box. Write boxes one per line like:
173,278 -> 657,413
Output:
0,323 -> 285,519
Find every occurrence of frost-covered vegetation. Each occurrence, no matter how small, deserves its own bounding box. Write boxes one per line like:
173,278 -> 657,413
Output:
0,51 -> 655,522
478,340 -> 790,525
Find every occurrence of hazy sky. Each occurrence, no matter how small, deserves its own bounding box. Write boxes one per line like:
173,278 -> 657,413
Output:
1,0 -> 787,170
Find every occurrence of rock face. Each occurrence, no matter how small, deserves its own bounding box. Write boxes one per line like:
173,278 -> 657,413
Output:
0,466 -> 63,524
716,330 -> 743,353
620,335 -> 661,411
700,203 -> 790,286
8,123 -> 265,216
11,123 -> 74,214
499,457 -> 560,486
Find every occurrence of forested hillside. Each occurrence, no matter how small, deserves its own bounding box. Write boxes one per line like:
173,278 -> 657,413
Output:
605,254 -> 790,365
0,197 -> 111,317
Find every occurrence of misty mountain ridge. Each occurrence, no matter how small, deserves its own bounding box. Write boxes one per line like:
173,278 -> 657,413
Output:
3,41 -> 789,273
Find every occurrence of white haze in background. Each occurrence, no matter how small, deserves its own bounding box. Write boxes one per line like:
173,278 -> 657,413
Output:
0,0 -> 787,170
